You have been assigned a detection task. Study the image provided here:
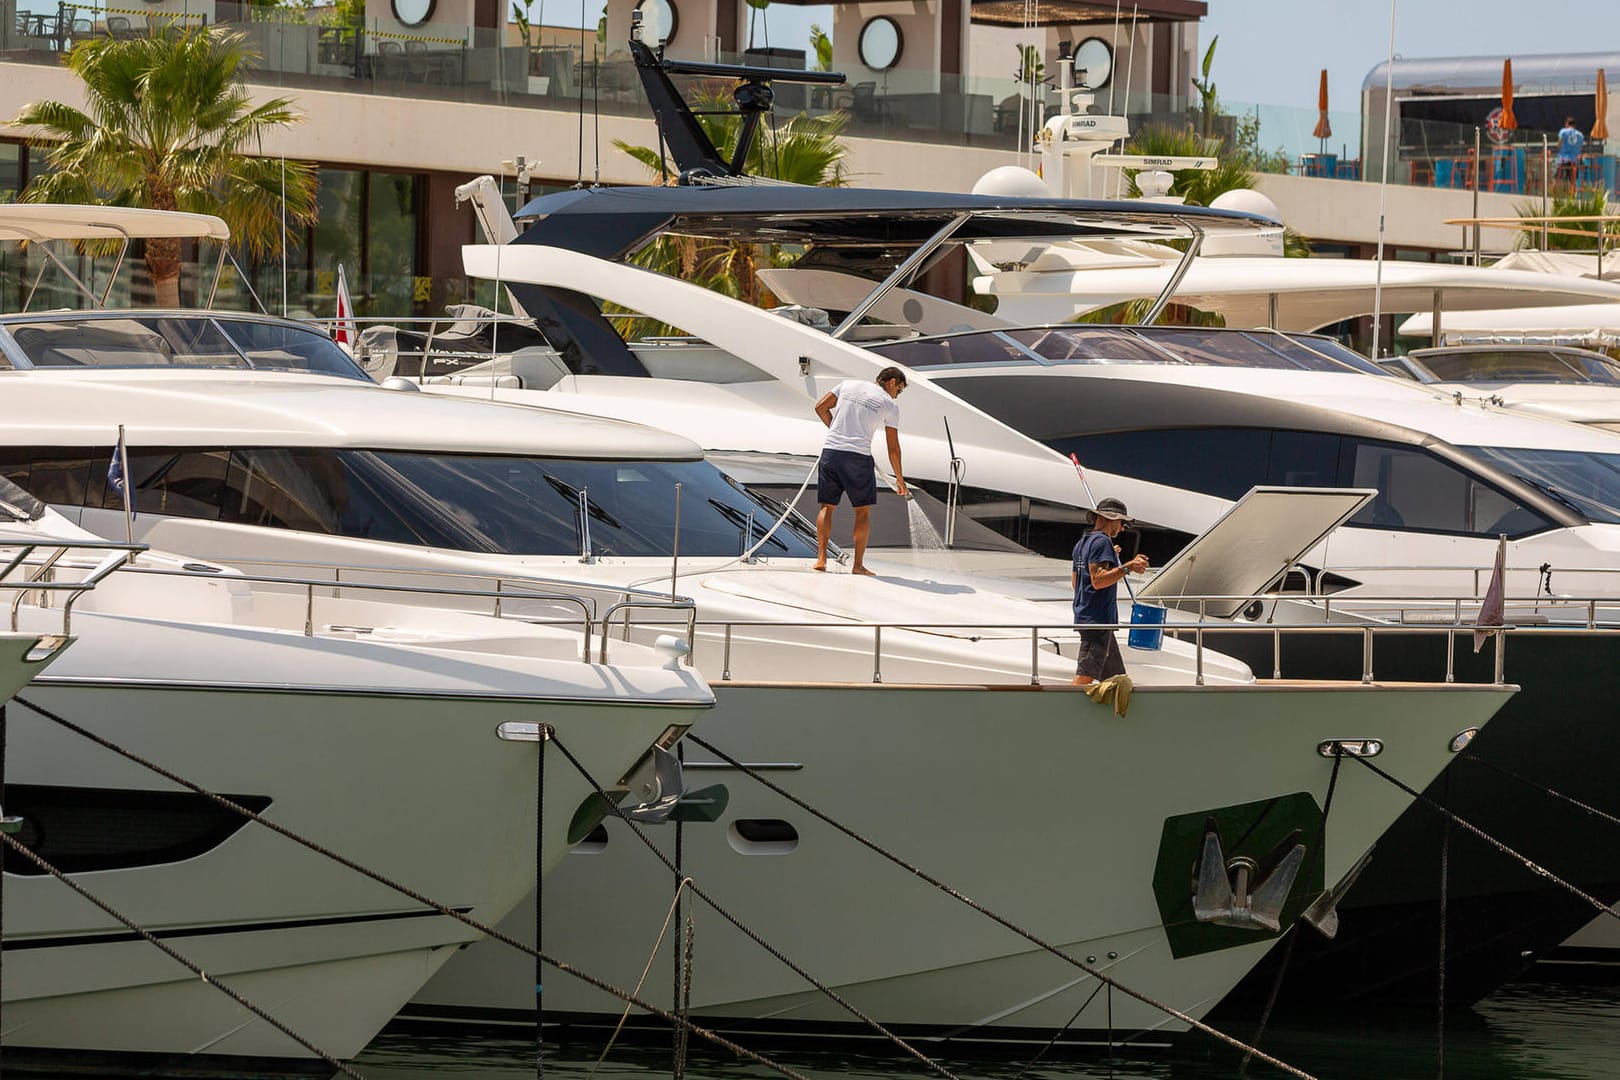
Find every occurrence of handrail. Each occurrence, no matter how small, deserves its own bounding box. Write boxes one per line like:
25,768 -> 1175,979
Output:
0,539 -> 144,634
597,599 -> 698,664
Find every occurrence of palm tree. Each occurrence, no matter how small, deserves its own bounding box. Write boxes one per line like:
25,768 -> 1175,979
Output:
13,27 -> 318,307
611,90 -> 849,328
1514,186 -> 1615,252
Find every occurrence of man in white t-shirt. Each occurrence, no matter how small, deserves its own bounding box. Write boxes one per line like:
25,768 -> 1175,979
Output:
812,366 -> 909,575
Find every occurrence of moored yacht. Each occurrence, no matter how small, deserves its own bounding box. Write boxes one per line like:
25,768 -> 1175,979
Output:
0,314 -> 1517,1042
0,477 -> 711,1065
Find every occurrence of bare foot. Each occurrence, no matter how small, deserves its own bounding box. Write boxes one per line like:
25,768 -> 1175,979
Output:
812,563 -> 827,572
1072,676 -> 1095,686
852,566 -> 877,576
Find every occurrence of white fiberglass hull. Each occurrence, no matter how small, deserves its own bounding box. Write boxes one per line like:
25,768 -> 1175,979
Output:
1,615 -> 706,1062
0,631 -> 69,703
413,679 -> 1512,1039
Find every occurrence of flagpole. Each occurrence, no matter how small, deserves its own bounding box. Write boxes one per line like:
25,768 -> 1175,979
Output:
117,424 -> 133,544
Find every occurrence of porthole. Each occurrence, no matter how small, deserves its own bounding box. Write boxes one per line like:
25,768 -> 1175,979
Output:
727,818 -> 798,855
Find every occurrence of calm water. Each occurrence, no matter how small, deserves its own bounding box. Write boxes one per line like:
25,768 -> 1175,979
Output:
352,978 -> 1620,1080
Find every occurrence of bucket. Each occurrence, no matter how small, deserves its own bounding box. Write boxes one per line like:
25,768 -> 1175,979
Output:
1127,602 -> 1167,651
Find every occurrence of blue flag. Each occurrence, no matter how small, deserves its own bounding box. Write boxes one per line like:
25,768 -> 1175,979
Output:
108,427 -> 134,521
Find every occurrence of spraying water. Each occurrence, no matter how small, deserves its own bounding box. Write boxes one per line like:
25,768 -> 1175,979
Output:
905,497 -> 959,572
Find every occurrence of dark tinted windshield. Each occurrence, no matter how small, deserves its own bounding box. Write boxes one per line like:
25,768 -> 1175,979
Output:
2,315 -> 369,380
1411,348 -> 1620,386
0,446 -> 818,557
1462,445 -> 1620,525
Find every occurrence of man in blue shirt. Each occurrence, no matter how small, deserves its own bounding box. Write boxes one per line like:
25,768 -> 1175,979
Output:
1557,117 -> 1585,189
1072,496 -> 1149,685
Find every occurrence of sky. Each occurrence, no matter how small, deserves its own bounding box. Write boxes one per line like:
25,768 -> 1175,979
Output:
1202,0 -> 1613,118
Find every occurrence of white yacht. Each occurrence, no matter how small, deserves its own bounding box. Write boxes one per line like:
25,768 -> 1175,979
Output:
0,480 -> 711,1065
1380,342 -> 1620,428
0,307 -> 1517,1043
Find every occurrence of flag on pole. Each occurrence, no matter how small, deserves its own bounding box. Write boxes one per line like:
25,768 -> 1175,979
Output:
1473,535 -> 1507,653
107,425 -> 134,541
332,263 -> 357,351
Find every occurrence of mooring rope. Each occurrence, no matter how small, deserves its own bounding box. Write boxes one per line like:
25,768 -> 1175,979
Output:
544,734 -> 977,1080
684,735 -> 1319,1079
0,830 -> 365,1077
6,695 -> 811,1080
589,878 -> 694,1079
536,726 -> 547,1080
1459,752 -> 1620,832
1437,771 -> 1450,1080
1346,754 -> 1620,922
0,704 -> 9,1076
1007,981 -> 1107,1080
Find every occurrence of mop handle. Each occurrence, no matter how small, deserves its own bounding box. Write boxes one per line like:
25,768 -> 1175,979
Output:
1070,453 -> 1137,601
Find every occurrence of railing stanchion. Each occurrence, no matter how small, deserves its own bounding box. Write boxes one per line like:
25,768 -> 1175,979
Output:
1590,600 -> 1598,631
1272,627 -> 1281,680
722,624 -> 732,681
1494,628 -> 1506,685
305,584 -> 314,637
1031,627 -> 1039,686
494,578 -> 503,619
1362,627 -> 1373,683
1446,627 -> 1455,683
873,625 -> 882,684
1195,600 -> 1205,686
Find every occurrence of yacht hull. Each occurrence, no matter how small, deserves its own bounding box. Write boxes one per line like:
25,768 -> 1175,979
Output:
1,679 -> 697,1061
0,631 -> 68,703
408,679 -> 1511,1040
1205,628 -> 1620,1014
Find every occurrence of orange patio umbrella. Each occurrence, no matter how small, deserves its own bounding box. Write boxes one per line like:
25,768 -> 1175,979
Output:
1500,58 -> 1518,131
1313,68 -> 1332,140
1595,69 -> 1610,141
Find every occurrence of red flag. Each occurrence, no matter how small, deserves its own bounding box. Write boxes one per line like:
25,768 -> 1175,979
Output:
333,263 -> 357,350
1473,536 -> 1507,653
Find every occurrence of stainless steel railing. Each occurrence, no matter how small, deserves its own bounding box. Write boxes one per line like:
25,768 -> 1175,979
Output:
0,540 -> 144,635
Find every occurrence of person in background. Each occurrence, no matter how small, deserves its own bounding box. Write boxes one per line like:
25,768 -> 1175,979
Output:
1072,497 -> 1149,686
812,366 -> 909,575
1557,116 -> 1586,189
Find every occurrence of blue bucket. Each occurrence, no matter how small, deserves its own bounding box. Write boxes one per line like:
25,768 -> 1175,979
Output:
1128,603 -> 1167,651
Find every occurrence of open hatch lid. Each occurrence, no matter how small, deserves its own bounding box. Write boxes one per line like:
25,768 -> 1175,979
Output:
1137,486 -> 1375,617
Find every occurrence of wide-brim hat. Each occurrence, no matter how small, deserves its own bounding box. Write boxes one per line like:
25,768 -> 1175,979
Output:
1093,497 -> 1130,522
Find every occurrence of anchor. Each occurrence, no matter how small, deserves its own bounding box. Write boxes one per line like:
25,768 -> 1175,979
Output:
0,805 -> 23,835
1193,820 -> 1306,932
623,744 -> 686,824
1299,850 -> 1372,939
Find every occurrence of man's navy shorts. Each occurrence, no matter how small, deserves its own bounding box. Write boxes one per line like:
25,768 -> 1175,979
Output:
818,449 -> 878,507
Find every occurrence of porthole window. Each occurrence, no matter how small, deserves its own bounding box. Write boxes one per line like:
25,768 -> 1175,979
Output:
727,818 -> 799,855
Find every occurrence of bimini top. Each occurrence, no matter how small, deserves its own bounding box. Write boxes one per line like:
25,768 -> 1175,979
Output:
511,184 -> 1279,262
0,204 -> 230,244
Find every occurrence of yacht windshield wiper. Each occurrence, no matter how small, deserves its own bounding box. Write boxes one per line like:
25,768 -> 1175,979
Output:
542,475 -> 624,529
708,498 -> 787,553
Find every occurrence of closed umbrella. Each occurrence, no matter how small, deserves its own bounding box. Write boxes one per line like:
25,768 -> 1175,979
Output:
1500,57 -> 1518,131
1313,68 -> 1332,143
1595,69 -> 1610,141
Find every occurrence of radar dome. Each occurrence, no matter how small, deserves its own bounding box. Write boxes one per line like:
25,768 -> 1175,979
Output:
1210,188 -> 1283,224
972,166 -> 1050,199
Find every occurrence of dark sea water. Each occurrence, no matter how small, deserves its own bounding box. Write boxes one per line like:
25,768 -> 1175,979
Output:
351,978 -> 1620,1080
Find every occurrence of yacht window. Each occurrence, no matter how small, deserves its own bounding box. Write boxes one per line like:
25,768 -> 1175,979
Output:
1572,351 -> 1620,385
1007,327 -> 1175,365
1346,441 -> 1552,535
1135,328 -> 1309,369
100,449 -> 232,520
214,319 -> 371,379
2,316 -> 369,379
1460,446 -> 1620,526
1051,429 -> 1272,501
871,333 -> 1035,369
0,447 -> 96,507
1286,335 -> 1390,376
1267,431 -> 1342,487
1412,349 -> 1587,384
376,454 -> 820,558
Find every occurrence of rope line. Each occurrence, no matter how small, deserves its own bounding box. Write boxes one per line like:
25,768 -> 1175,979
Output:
1007,981 -> 1107,1080
685,735 -> 1318,1079
544,733 -> 973,1080
1347,754 -> 1620,922
4,696 -> 810,1080
1460,753 -> 1620,832
536,724 -> 546,1080
588,878 -> 693,1078
0,830 -> 364,1077
1437,772 -> 1450,1080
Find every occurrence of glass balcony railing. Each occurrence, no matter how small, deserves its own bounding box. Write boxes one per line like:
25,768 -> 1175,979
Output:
5,11 -> 1613,195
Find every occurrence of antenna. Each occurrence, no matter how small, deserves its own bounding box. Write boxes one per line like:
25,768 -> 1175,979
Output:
1369,0 -> 1397,360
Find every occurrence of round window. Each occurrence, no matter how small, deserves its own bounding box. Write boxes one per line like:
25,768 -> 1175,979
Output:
858,16 -> 902,72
